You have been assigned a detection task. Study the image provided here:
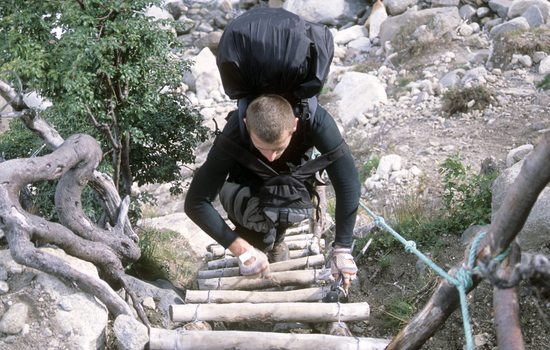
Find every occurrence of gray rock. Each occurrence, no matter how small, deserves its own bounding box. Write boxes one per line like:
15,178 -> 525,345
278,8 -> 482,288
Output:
539,55 -> 550,74
507,0 -> 550,20
54,293 -> 108,349
521,5 -> 545,27
488,0 -> 513,19
489,17 -> 530,39
505,144 -> 533,167
459,4 -> 477,19
379,7 -> 461,47
0,303 -> 29,334
113,315 -> 149,350
0,280 -> 8,295
384,0 -> 417,16
492,158 -> 550,251
432,0 -> 460,7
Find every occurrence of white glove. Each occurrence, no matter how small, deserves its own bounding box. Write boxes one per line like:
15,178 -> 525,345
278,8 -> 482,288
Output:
237,248 -> 269,276
330,247 -> 358,280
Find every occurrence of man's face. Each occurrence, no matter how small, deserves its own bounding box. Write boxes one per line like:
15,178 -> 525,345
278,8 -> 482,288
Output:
249,130 -> 294,162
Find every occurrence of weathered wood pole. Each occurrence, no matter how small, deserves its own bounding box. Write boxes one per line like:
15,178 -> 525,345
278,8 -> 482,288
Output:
149,328 -> 391,350
185,286 -> 331,303
198,254 -> 325,279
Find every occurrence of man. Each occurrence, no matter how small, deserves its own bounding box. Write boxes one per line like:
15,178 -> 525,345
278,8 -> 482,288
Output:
184,94 -> 360,289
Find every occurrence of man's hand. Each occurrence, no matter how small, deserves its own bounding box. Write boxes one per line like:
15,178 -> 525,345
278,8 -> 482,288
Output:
229,237 -> 269,276
330,246 -> 358,291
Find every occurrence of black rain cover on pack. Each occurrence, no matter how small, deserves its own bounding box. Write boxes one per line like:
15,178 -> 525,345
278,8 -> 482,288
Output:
216,7 -> 334,101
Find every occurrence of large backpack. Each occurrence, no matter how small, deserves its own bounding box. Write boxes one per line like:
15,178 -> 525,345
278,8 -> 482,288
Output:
216,7 -> 334,137
215,7 -> 340,234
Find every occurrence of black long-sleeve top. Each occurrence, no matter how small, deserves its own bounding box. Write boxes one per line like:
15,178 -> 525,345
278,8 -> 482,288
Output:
184,104 -> 360,248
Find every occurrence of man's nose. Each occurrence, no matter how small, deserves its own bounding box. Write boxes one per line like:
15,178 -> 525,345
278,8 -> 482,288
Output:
264,151 -> 278,162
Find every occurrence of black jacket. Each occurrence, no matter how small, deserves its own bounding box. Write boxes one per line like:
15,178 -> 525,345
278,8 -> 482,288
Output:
184,104 -> 360,248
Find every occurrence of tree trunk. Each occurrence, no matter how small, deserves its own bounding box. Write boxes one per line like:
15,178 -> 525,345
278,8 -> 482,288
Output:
0,134 -> 134,316
0,80 -> 142,319
494,242 -> 524,350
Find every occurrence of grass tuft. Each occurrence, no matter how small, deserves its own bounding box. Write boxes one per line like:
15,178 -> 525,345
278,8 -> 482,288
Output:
441,85 -> 495,116
127,226 -> 200,290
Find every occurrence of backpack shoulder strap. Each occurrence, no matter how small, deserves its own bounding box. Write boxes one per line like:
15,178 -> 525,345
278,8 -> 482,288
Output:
293,140 -> 350,180
214,133 -> 279,180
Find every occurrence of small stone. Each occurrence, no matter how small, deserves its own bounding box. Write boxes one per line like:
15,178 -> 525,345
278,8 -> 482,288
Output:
0,303 -> 29,334
58,297 -> 73,311
142,296 -> 156,310
0,281 -> 9,295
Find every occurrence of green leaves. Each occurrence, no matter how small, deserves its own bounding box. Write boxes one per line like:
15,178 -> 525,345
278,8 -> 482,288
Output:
1,0 -> 208,221
438,154 -> 497,232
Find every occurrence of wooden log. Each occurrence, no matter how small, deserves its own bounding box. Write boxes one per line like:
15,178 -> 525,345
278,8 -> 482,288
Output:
494,242 -> 524,350
206,242 -> 321,259
198,254 -> 325,279
285,224 -> 311,236
149,327 -> 391,350
207,249 -> 310,269
289,249 -> 310,259
284,233 -> 314,241
198,269 -> 331,290
287,239 -> 325,250
185,286 -> 332,303
386,132 -> 550,350
170,302 -> 370,323
207,244 -> 229,258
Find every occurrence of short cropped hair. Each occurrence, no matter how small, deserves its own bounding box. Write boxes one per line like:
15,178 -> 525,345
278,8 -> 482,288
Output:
245,94 -> 296,143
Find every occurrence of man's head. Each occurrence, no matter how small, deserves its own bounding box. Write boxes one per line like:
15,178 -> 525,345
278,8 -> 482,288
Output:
244,94 -> 298,162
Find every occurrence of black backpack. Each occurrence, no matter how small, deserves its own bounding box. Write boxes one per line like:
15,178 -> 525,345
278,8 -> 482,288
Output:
216,7 -> 334,138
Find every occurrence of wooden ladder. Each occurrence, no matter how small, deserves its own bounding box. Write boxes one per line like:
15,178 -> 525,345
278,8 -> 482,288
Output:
149,221 -> 390,349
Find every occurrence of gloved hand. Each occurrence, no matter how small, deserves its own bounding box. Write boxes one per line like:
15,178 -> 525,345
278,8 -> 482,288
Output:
237,248 -> 270,276
330,247 -> 358,291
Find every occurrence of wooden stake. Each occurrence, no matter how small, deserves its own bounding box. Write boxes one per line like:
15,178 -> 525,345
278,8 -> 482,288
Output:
494,242 -> 524,350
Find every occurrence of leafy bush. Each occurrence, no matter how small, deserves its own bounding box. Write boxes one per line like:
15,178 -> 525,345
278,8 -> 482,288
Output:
438,154 -> 497,233
0,0 -> 208,221
358,155 -> 497,257
359,155 -> 380,183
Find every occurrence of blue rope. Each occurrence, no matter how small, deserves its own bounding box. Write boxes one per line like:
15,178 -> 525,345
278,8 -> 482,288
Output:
359,200 -> 509,350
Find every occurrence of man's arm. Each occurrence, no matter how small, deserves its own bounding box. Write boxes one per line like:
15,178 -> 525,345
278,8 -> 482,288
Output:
311,105 -> 361,248
184,147 -> 239,248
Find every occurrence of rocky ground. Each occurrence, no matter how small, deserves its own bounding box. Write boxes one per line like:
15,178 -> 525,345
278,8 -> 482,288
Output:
333,37 -> 550,349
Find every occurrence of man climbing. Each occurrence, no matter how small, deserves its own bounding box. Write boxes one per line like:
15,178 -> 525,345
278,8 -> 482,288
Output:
184,6 -> 360,290
184,94 -> 360,289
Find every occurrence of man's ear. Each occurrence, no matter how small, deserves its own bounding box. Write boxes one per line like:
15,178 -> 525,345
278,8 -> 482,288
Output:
293,117 -> 298,132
